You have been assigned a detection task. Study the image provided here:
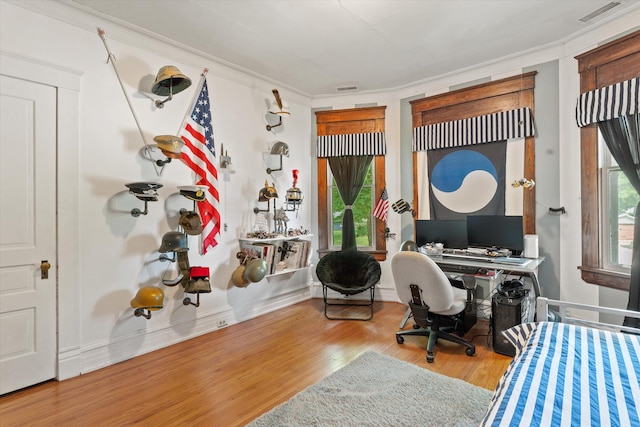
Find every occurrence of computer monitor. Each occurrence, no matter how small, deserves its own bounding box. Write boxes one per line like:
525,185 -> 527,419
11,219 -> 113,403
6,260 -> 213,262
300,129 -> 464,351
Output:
466,215 -> 524,254
415,219 -> 468,249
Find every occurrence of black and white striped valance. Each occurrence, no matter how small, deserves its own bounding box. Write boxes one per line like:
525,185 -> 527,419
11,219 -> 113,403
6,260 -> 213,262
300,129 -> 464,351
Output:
317,132 -> 386,157
576,77 -> 639,127
412,107 -> 535,151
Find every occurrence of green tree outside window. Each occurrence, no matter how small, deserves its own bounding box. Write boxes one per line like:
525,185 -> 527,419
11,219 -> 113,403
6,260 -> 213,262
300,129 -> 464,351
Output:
331,164 -> 374,248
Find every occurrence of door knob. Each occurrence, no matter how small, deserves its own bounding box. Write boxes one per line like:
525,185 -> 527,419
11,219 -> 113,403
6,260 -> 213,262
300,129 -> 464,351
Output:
41,260 -> 51,279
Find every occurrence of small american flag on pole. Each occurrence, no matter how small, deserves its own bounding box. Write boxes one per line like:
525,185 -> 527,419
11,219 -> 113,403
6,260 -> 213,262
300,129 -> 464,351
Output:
178,75 -> 220,254
373,187 -> 389,222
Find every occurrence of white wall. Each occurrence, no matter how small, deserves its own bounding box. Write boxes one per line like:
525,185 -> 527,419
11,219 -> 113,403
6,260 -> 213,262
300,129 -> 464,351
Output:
1,0 -> 638,380
1,0 -> 314,378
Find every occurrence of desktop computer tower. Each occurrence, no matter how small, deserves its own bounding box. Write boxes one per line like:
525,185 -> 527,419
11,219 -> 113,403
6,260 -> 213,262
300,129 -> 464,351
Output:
492,294 -> 527,356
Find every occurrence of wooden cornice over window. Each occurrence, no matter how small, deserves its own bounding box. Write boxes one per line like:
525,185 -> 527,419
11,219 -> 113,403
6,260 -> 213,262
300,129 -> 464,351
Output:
576,29 -> 640,291
409,72 -> 537,234
316,106 -> 386,137
315,106 -> 387,260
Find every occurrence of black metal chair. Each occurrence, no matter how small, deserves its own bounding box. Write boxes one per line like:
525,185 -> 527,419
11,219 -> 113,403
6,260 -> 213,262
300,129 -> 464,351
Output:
316,250 -> 381,320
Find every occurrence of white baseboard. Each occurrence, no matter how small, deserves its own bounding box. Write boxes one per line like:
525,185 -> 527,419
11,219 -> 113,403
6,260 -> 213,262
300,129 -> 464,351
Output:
57,345 -> 82,380
77,287 -> 310,376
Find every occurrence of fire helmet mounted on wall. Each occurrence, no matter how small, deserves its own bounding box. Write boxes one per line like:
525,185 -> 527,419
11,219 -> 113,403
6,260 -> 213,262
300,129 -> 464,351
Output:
130,286 -> 165,311
258,180 -> 279,202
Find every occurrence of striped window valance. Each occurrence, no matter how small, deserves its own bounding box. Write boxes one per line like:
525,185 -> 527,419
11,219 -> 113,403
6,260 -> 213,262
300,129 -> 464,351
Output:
317,132 -> 386,157
412,107 -> 535,151
575,77 -> 639,127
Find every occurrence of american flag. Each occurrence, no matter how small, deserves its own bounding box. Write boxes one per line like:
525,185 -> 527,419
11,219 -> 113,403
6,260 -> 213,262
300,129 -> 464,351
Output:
179,78 -> 220,254
373,187 -> 389,222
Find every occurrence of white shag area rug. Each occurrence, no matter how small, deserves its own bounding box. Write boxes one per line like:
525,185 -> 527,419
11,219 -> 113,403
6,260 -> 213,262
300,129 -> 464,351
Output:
247,351 -> 493,427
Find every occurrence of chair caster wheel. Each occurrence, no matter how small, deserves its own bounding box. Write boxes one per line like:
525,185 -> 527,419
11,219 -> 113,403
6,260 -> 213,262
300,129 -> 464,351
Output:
183,297 -> 191,306
412,324 -> 420,330
396,335 -> 405,344
465,347 -> 476,356
426,353 -> 434,363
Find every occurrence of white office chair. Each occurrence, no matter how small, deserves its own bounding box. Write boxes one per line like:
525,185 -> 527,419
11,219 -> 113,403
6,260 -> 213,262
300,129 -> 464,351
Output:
392,251 -> 476,363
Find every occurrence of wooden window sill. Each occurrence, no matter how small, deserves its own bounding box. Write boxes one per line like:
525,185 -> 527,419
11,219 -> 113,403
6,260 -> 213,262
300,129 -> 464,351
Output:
318,248 -> 387,261
579,265 -> 630,291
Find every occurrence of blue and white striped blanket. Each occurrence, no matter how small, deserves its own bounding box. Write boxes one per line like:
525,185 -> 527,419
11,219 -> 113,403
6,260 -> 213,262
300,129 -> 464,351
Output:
481,322 -> 640,427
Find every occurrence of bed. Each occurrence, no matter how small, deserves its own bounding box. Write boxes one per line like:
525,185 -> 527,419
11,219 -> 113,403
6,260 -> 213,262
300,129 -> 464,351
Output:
481,297 -> 640,427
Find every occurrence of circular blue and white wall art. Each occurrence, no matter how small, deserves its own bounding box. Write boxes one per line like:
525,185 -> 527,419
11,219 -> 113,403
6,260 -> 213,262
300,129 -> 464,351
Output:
430,150 -> 498,214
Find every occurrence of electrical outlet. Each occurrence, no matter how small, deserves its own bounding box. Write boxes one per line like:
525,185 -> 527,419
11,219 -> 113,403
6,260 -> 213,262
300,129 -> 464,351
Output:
217,320 -> 228,328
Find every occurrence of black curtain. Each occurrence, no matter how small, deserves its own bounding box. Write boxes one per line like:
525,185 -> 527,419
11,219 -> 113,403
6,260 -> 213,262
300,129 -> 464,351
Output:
328,155 -> 373,251
598,113 -> 640,328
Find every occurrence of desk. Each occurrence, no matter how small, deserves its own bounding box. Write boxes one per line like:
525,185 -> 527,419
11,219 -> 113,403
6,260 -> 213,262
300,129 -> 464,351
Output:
431,254 -> 544,323
429,254 -> 545,298
397,253 -> 545,328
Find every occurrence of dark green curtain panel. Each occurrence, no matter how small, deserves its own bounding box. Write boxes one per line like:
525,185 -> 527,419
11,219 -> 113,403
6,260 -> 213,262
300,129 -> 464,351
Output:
328,155 -> 373,251
599,113 -> 640,328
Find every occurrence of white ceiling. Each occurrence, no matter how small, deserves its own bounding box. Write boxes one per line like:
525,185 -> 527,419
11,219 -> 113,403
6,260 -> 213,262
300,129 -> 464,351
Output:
66,0 -> 639,97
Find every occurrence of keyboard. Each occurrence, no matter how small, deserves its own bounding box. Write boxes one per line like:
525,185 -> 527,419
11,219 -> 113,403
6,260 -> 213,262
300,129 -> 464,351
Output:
441,252 -> 493,261
438,252 -> 531,267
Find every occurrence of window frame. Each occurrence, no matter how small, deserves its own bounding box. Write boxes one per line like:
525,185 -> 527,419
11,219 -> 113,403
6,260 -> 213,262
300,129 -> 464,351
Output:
576,29 -> 640,291
315,106 -> 387,261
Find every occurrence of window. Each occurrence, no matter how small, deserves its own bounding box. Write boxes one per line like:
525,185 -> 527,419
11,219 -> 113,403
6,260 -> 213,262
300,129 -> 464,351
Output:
315,106 -> 387,260
317,155 -> 386,260
577,29 -> 640,291
329,162 -> 375,250
599,133 -> 639,272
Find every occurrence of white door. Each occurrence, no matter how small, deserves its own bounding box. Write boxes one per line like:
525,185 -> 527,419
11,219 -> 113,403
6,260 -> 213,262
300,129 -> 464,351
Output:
0,75 -> 57,394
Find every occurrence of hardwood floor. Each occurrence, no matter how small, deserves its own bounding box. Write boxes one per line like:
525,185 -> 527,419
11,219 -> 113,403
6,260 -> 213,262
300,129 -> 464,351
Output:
0,299 -> 513,427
